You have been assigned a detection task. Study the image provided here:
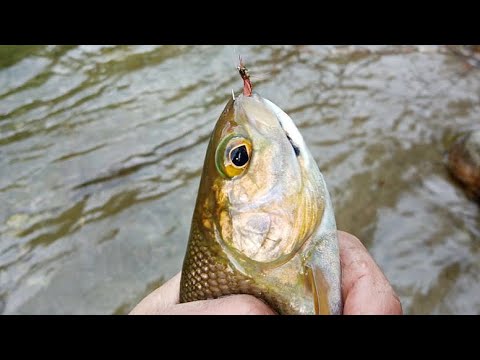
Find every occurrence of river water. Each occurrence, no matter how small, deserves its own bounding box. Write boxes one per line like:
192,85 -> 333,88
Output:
1,45 -> 479,314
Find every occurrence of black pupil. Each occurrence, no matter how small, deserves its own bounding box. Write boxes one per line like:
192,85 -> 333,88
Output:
231,145 -> 249,167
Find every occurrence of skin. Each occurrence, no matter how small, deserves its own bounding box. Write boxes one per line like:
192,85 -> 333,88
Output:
130,231 -> 403,315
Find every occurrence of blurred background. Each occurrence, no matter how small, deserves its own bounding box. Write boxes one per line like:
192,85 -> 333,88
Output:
0,45 -> 479,314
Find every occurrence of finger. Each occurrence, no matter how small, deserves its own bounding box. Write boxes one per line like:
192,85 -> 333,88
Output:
153,294 -> 276,315
129,272 -> 181,315
338,231 -> 402,315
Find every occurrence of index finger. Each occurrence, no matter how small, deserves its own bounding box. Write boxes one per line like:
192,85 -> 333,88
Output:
338,231 -> 403,315
129,272 -> 275,315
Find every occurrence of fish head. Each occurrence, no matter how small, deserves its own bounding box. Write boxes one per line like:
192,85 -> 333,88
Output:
198,93 -> 326,268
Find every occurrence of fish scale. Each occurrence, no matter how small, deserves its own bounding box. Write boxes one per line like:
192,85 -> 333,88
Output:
180,221 -> 302,314
180,221 -> 262,302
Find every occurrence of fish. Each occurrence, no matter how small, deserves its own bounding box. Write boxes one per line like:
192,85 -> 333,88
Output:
179,63 -> 342,314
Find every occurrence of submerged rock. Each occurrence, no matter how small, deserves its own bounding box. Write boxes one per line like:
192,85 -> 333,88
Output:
447,130 -> 480,200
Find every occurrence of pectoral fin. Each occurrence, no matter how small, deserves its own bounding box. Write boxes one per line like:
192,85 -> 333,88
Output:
304,230 -> 343,315
305,265 -> 331,315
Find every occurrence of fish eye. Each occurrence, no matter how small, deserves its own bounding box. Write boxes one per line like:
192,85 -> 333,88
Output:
215,135 -> 252,179
230,145 -> 249,168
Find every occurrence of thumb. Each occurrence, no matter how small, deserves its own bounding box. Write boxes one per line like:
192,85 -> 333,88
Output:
159,294 -> 276,315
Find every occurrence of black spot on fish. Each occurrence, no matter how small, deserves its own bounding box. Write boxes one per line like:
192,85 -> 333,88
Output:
286,134 -> 300,156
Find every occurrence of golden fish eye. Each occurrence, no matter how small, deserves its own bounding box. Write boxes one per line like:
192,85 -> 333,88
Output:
215,135 -> 252,179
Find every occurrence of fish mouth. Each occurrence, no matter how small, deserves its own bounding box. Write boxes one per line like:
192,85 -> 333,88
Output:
261,97 -> 310,166
234,93 -> 309,165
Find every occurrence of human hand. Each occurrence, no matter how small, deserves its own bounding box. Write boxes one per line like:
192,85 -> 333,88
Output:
338,231 -> 402,314
129,231 -> 402,315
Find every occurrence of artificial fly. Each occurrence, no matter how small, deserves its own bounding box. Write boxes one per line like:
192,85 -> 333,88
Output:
237,56 -> 253,97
